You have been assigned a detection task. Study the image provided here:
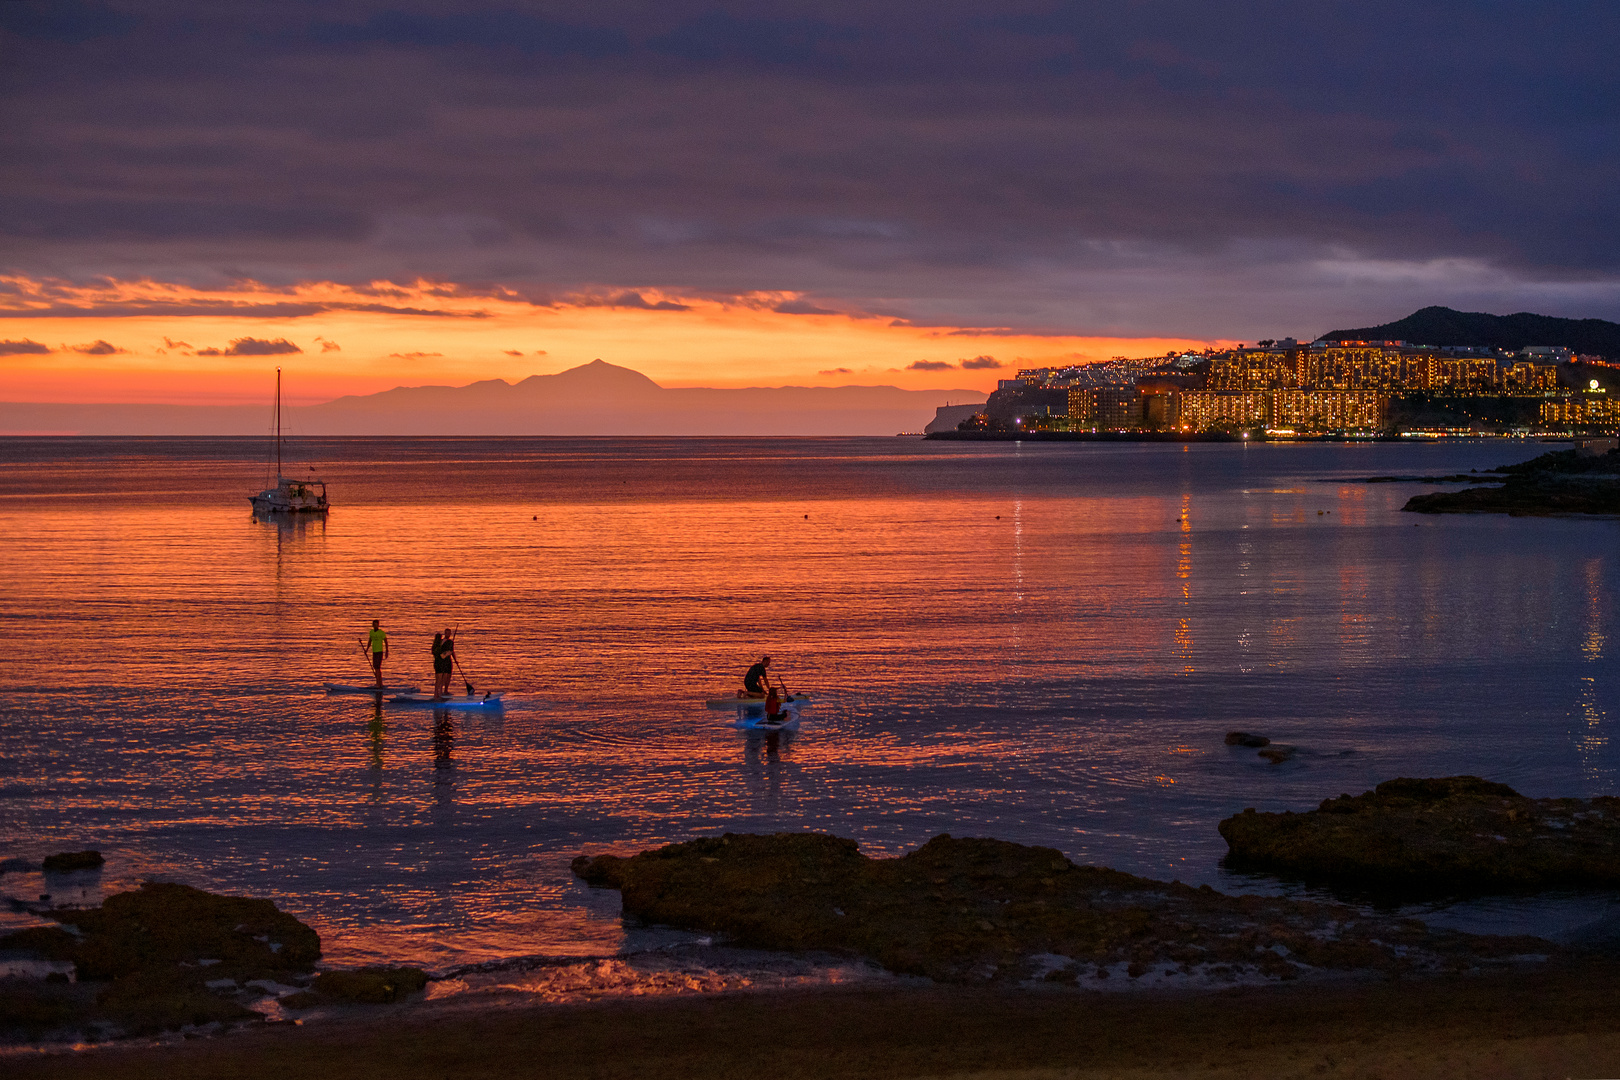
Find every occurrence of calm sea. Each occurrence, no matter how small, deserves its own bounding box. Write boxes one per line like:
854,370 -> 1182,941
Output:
1,437 -> 1616,994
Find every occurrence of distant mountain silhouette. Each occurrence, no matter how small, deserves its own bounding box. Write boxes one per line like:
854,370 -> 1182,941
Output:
0,360 -> 986,436
1321,306 -> 1620,355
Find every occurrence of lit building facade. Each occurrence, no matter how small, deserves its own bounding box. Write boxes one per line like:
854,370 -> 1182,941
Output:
1177,390 -> 1272,429
1270,390 -> 1388,431
1541,393 -> 1620,430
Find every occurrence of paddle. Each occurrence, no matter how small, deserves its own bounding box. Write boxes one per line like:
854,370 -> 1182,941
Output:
358,638 -> 381,690
450,628 -> 474,696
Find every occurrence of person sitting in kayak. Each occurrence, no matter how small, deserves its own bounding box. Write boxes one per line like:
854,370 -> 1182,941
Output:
764,685 -> 787,724
742,655 -> 771,698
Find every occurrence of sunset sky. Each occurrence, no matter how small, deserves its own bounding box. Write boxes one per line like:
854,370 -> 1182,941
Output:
5,1 -> 1619,406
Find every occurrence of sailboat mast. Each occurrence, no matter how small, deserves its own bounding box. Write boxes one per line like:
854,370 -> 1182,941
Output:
275,367 -> 282,477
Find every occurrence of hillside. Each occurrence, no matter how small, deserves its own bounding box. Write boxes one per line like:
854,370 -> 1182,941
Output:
0,360 -> 985,436
1321,306 -> 1620,355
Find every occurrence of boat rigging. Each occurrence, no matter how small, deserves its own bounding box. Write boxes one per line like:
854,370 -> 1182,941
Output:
248,367 -> 329,514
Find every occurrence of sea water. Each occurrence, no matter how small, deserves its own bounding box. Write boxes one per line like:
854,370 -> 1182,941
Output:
0,437 -> 1616,991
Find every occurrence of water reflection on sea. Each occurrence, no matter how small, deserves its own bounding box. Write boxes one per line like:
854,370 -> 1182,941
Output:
0,437 -> 1615,978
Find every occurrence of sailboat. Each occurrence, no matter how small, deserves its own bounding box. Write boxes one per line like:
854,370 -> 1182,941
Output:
248,367 -> 329,514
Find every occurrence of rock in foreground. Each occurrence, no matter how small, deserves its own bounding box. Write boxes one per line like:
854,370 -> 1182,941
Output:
573,832 -> 1548,985
1403,447 -> 1620,516
1220,776 -> 1620,892
41,851 -> 104,873
0,882 -> 322,1038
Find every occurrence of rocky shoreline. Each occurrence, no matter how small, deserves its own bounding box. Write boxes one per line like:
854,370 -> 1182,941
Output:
571,831 -> 1551,987
0,875 -> 425,1042
8,775 -> 1617,1045
1401,446 -> 1620,515
1220,776 -> 1620,892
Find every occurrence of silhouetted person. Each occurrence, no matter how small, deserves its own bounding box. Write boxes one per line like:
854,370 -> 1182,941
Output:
764,685 -> 788,724
432,629 -> 456,698
743,654 -> 771,697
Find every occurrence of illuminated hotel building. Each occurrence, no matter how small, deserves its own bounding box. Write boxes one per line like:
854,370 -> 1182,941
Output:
1007,342 -> 1584,434
1270,390 -> 1388,430
1176,390 -> 1272,429
1541,393 -> 1620,430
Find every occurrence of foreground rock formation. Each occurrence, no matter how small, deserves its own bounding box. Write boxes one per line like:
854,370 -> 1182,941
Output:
573,832 -> 1548,985
0,882 -> 320,1037
1403,447 -> 1620,515
1219,776 -> 1620,892
0,881 -> 429,1040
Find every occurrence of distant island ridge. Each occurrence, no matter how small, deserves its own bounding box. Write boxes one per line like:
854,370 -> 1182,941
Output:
1320,306 -> 1620,355
0,360 -> 987,437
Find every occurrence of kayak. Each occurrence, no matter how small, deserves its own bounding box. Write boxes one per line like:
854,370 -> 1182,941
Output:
326,683 -> 422,694
705,694 -> 812,710
388,693 -> 505,708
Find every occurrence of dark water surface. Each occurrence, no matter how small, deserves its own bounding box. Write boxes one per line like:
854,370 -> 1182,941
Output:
1,437 -> 1616,983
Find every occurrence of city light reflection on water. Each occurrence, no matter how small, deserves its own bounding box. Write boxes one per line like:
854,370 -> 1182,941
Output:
0,436 -> 1615,975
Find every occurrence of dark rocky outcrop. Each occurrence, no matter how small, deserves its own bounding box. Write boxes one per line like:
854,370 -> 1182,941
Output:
1220,776 -> 1620,893
47,881 -> 320,981
1225,732 -> 1270,747
0,882 -> 322,1037
41,851 -> 104,873
1404,448 -> 1620,516
573,832 -> 1549,985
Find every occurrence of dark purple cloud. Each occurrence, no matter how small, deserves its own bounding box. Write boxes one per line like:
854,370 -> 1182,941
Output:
69,339 -> 125,354
907,359 -> 954,371
0,338 -> 52,354
960,355 -> 1001,369
195,337 -> 303,356
3,1 -> 1619,337
774,299 -> 839,315
571,291 -> 691,311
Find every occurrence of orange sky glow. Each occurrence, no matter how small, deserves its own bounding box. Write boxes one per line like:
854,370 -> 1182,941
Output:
0,276 -> 1229,406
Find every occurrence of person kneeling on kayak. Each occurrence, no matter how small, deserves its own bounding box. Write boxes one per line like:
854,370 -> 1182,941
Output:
742,655 -> 771,698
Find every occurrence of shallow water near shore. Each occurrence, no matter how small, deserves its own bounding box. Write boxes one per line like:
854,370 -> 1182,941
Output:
1,436 -> 1617,998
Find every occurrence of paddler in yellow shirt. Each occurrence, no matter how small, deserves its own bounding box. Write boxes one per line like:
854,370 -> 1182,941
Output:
362,619 -> 389,687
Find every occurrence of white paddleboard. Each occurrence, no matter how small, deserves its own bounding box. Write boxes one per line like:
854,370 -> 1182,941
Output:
705,693 -> 812,710
326,683 -> 422,694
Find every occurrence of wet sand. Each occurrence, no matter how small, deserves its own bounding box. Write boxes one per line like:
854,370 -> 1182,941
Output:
10,959 -> 1620,1080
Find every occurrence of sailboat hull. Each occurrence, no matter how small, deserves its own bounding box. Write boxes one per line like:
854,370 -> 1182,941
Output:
250,477 -> 328,513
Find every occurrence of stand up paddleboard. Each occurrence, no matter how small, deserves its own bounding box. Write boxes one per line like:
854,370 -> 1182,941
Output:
732,714 -> 799,731
388,693 -> 505,709
326,683 -> 421,695
705,693 -> 812,710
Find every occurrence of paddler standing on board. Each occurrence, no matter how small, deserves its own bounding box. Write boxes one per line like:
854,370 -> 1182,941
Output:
363,619 -> 389,688
432,628 -> 456,698
742,655 -> 771,699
